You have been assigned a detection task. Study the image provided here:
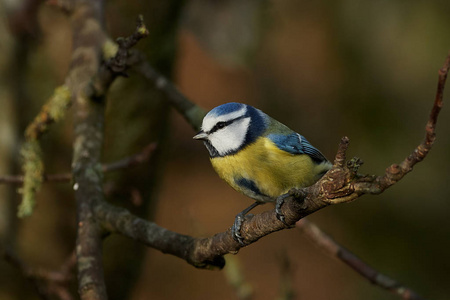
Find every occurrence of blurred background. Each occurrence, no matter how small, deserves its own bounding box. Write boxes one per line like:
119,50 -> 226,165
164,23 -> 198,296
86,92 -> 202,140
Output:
1,0 -> 449,299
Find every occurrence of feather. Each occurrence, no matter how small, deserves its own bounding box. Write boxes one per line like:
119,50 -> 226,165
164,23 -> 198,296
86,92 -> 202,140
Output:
267,133 -> 327,163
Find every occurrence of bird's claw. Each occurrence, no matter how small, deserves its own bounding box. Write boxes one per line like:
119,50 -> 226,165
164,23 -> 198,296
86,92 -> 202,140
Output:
275,194 -> 289,226
231,213 -> 245,245
230,202 -> 261,245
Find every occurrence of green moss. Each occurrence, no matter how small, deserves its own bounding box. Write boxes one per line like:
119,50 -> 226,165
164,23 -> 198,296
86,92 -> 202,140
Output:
102,39 -> 119,61
18,140 -> 44,217
18,85 -> 71,217
48,85 -> 72,121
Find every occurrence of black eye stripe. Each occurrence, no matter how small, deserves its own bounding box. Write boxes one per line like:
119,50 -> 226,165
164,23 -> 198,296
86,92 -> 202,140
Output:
209,120 -> 231,133
208,116 -> 246,134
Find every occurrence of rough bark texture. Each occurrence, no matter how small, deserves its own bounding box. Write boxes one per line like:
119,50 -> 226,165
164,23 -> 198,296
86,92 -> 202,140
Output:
67,1 -> 108,299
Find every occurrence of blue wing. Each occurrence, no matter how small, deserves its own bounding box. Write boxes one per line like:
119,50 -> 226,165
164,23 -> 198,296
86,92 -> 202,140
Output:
267,133 -> 327,163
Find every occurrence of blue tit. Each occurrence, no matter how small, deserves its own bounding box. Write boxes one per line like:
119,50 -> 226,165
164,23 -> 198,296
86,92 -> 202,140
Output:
193,102 -> 332,243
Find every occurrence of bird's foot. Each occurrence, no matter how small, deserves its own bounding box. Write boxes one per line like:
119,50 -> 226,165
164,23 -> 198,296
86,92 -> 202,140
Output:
275,194 -> 289,226
230,202 -> 261,245
231,212 -> 246,245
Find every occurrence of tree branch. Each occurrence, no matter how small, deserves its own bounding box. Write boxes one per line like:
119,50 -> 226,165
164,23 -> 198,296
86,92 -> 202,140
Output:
18,85 -> 71,217
0,142 -> 156,185
351,52 -> 449,196
105,15 -> 148,76
129,51 -> 206,131
2,244 -> 76,300
296,219 -> 425,300
13,5 -> 151,297
65,4 -> 152,299
98,52 -> 449,279
14,2 -> 446,297
2,243 -> 50,299
93,200 -> 223,269
66,1 -> 109,299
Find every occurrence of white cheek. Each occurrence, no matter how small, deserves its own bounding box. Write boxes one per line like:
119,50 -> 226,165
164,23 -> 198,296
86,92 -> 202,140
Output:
209,118 -> 250,156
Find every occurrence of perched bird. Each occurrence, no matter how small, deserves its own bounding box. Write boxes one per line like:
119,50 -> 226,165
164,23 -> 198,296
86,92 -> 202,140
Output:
193,102 -> 332,244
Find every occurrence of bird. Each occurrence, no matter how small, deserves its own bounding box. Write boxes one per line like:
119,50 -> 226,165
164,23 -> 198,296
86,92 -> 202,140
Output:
193,102 -> 332,244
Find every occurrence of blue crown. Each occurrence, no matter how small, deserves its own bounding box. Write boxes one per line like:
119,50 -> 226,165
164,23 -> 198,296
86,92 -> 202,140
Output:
208,102 -> 246,117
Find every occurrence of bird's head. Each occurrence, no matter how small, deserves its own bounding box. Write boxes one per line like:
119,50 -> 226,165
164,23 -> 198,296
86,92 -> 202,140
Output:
193,102 -> 267,157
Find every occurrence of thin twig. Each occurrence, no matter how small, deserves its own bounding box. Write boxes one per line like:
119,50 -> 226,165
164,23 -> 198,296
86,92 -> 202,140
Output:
0,143 -> 156,185
296,219 -> 425,300
130,51 -> 206,131
102,143 -> 157,173
24,85 -> 71,140
2,244 -> 49,299
18,85 -> 72,217
106,15 -> 149,76
352,52 -> 450,196
2,244 -> 76,300
96,52 -> 449,279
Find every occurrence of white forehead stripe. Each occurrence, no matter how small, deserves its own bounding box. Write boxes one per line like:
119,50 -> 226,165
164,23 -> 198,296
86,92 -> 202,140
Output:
202,106 -> 247,132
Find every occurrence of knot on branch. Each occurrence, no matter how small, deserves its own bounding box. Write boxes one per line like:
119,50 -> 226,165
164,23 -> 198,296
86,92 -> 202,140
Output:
318,137 -> 364,204
191,237 -> 228,270
105,15 -> 149,76
384,163 -> 403,182
191,252 -> 226,270
320,163 -> 359,203
412,144 -> 430,162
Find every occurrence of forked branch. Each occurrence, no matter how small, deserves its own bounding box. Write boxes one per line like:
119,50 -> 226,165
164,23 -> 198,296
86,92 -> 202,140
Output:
102,52 -> 449,274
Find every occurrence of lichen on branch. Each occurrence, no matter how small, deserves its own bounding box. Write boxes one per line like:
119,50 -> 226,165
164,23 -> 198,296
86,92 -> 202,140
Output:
18,140 -> 43,217
18,85 -> 71,217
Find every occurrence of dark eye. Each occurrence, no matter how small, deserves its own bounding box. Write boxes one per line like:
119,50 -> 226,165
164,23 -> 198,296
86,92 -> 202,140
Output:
216,122 -> 226,129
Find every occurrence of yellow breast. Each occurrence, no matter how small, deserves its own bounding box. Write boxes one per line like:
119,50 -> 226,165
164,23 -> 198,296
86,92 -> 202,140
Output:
210,137 -> 328,202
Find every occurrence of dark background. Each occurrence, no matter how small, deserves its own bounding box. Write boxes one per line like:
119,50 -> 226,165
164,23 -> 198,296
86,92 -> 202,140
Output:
1,1 -> 449,299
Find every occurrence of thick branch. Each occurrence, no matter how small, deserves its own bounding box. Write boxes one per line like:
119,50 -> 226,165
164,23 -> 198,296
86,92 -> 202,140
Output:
67,1 -> 108,299
67,4 -> 152,299
100,53 -> 449,279
93,202 -> 220,268
92,149 -> 336,270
